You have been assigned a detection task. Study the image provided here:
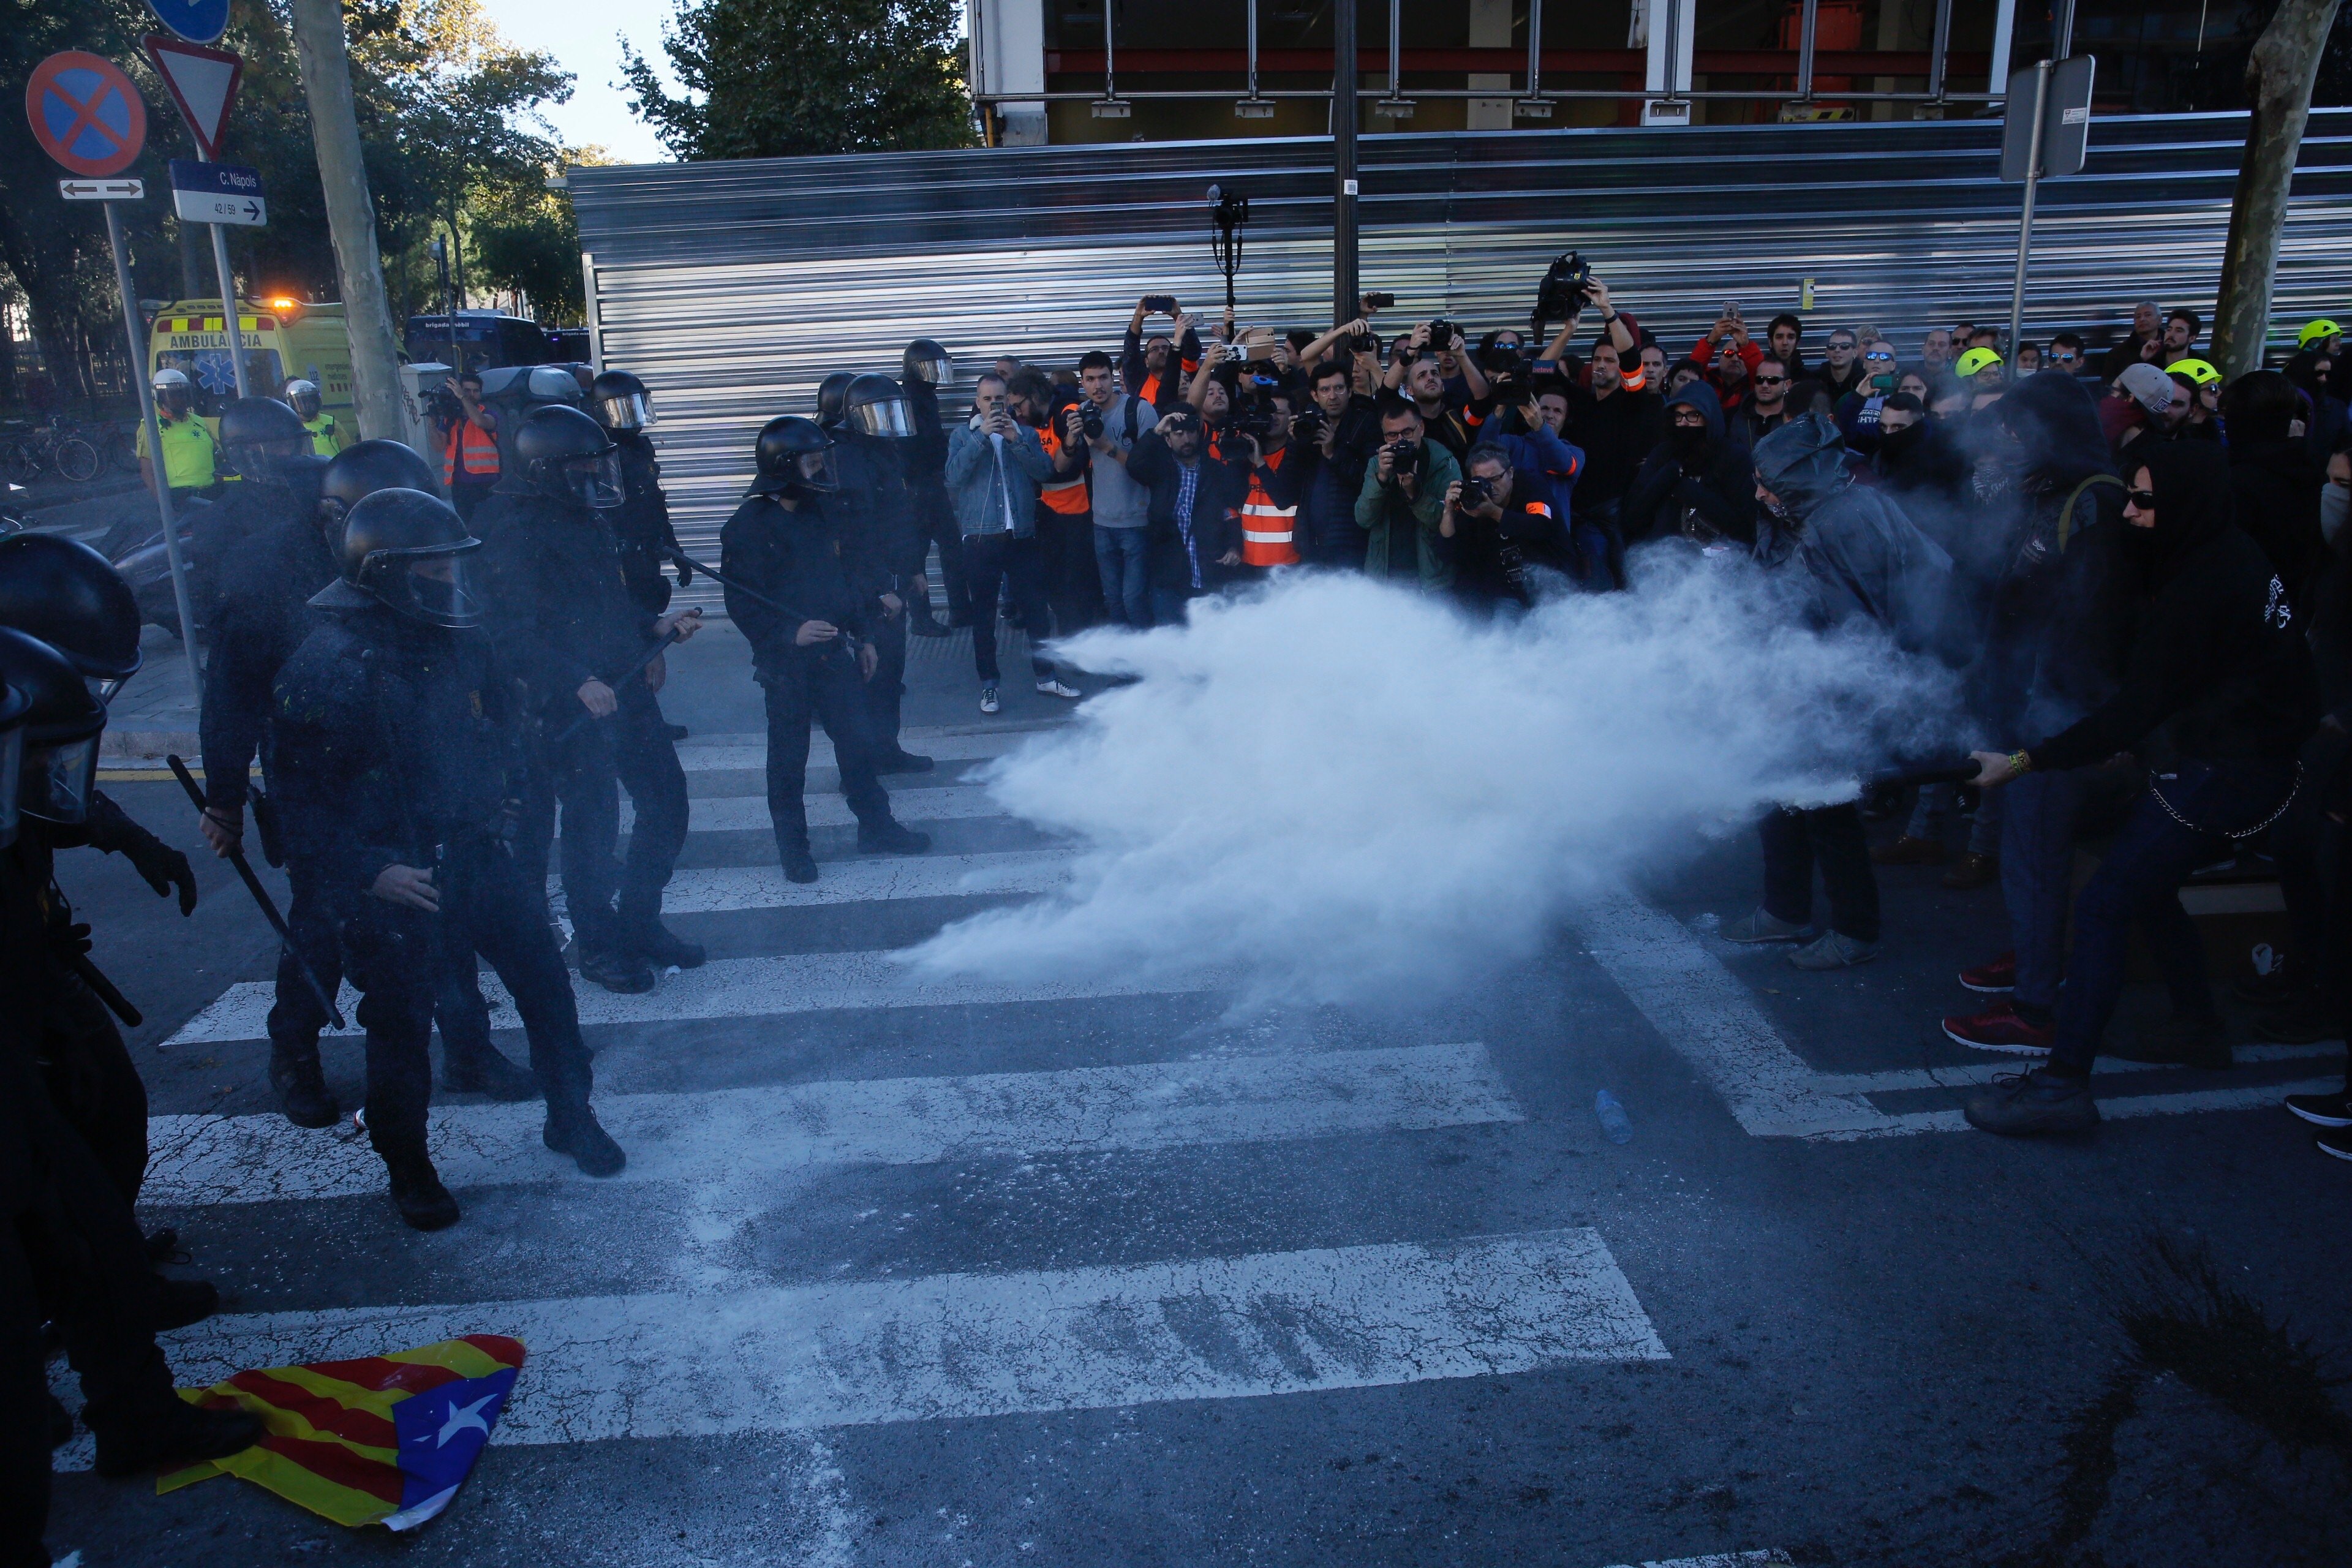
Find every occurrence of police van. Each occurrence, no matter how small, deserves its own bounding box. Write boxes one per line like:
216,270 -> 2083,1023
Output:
146,296 -> 355,424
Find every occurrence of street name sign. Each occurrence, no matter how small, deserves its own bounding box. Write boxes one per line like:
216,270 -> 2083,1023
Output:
170,159 -> 266,226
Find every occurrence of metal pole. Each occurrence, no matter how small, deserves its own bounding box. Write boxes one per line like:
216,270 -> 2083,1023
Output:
1103,0 -> 1116,100
198,152 -> 251,399
2005,59 -> 2052,365
2053,0 -> 2077,58
1662,0 -> 1684,101
1248,0 -> 1259,97
1795,0 -> 1819,99
1388,0 -> 1401,98
105,202 -> 203,682
1334,0 -> 1359,325
1929,0 -> 1954,101
1527,0 -> 1544,97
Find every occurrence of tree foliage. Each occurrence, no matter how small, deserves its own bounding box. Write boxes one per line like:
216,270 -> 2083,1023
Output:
620,0 -> 974,162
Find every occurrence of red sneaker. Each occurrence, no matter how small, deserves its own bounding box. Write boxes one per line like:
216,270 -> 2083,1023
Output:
1943,1001 -> 2054,1056
1958,952 -> 2016,993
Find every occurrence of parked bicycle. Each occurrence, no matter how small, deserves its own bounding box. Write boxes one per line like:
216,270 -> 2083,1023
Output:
1,415 -> 105,484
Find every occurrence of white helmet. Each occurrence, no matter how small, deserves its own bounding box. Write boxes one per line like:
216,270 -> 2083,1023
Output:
285,378 -> 322,417
151,368 -> 190,391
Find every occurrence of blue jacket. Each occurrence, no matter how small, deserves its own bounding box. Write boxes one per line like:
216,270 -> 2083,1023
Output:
1491,421 -> 1585,534
946,418 -> 1054,539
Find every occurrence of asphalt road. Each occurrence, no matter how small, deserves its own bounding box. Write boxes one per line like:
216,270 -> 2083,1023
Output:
39,617 -> 2352,1568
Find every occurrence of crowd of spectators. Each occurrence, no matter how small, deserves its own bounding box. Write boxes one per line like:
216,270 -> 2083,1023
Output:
943,284 -> 2352,1159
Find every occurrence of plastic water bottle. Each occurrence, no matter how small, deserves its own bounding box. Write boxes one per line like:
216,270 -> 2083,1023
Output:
1593,1090 -> 1634,1145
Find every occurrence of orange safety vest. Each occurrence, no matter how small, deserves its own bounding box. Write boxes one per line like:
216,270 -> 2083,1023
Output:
1036,421 -> 1091,516
444,417 -> 499,481
1239,447 -> 1298,567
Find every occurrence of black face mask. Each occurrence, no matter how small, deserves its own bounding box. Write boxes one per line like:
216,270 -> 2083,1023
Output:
1669,423 -> 1709,458
1877,423 -> 1924,461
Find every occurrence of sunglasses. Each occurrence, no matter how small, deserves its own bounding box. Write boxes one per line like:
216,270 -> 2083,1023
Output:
1755,374 -> 1789,385
1864,351 -> 1895,362
1828,342 -> 1856,351
2125,488 -> 2157,510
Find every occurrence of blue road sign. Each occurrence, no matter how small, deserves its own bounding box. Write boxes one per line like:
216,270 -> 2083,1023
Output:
168,158 -> 265,226
144,0 -> 229,45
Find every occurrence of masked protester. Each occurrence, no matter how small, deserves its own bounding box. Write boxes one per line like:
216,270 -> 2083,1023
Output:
272,489 -> 625,1228
2222,371 -> 2327,605
831,374 -> 937,770
720,417 -> 934,885
1964,443 -> 2320,1136
0,544 -> 198,1210
283,378 -> 349,456
1723,414 -> 1960,973
187,397 -> 326,627
1620,382 -> 1756,555
899,338 -> 963,636
477,404 -> 704,995
0,634 -> 265,1507
589,370 -> 692,620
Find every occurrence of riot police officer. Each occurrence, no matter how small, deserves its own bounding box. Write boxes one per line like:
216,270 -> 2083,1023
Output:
832,374 -> 932,774
0,538 -> 197,1208
273,488 -> 624,1229
190,396 -> 326,625
587,369 -> 690,617
477,404 -> 702,993
720,416 -> 930,884
816,371 -> 855,435
900,338 -> 960,636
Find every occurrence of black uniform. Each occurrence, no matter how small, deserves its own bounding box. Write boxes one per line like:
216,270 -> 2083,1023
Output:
719,491 -> 895,854
270,605 -> 598,1156
198,513 -> 346,1084
831,435 -> 918,753
475,489 -> 690,956
187,466 -> 324,627
611,429 -> 685,616
901,376 -> 965,619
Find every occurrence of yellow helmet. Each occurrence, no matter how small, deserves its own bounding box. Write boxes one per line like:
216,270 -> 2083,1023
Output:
2297,318 -> 2341,350
2168,357 -> 2222,386
1955,346 -> 2005,378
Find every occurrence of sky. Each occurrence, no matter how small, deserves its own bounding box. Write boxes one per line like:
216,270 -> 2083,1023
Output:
478,0 -> 678,165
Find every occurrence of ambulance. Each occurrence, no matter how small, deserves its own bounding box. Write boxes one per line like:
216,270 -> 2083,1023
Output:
146,296 -> 355,424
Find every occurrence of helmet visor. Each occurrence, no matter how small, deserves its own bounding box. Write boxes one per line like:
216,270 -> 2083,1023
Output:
86,674 -> 128,706
796,447 -> 842,492
564,449 -> 627,509
911,356 -> 952,386
596,390 -> 655,430
228,435 -> 314,481
21,733 -> 100,826
0,724 -> 20,848
289,387 -> 323,418
366,547 -> 484,629
848,396 -> 914,439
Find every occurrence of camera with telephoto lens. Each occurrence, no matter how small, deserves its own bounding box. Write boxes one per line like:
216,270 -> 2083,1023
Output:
1533,251 -> 1595,328
1080,403 -> 1104,440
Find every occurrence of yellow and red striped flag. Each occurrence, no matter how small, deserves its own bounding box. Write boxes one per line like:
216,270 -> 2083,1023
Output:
158,1335 -> 524,1530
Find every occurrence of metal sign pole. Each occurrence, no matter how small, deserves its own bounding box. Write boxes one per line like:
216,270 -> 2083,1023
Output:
1333,0 -> 1359,325
104,200 -> 204,681
2005,59 -> 2052,365
198,149 -> 251,398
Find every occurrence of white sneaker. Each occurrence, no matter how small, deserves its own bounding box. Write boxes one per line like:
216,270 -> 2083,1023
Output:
979,685 -> 1000,714
1035,679 -> 1082,699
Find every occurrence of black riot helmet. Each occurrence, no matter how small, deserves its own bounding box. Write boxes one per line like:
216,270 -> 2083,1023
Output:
0,625 -> 104,827
816,371 -> 855,430
903,339 -> 952,386
843,373 -> 914,439
590,369 -> 656,431
0,532 -> 144,699
318,439 -> 441,529
0,660 -> 28,848
311,488 -> 484,629
513,403 -> 624,509
750,415 -> 840,496
220,396 -> 316,482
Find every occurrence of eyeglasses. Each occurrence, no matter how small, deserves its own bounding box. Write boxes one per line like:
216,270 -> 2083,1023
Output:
2124,489 -> 2157,510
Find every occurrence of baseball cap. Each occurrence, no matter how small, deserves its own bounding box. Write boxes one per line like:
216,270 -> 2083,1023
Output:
2116,362 -> 2176,413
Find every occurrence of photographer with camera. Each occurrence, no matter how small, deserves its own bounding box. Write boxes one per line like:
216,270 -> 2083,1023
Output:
1126,407 -> 1246,625
1123,298 -> 1204,415
1398,353 -> 1479,462
1694,303 -> 1763,385
437,369 -> 500,523
1441,443 -> 1572,612
1231,384 -> 1305,575
1355,398 -> 1461,592
1294,357 -> 1383,568
946,374 -> 1069,713
1384,322 -> 1489,409
1534,271 -> 1637,377
1078,350 -> 1153,627
1020,370 -> 1102,640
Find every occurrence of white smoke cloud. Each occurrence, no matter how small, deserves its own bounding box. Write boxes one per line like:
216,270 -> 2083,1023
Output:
909,552 -> 1969,1009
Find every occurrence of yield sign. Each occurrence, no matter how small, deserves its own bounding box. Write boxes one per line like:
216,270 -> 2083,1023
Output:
143,34 -> 243,160
24,53 -> 148,178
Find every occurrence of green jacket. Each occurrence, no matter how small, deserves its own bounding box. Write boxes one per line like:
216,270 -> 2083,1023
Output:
1354,442 -> 1460,589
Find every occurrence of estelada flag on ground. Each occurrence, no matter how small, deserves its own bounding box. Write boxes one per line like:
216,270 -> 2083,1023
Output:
158,1335 -> 524,1529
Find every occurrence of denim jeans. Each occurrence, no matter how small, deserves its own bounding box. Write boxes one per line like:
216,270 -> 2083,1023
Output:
1150,586 -> 1195,628
2049,758 -> 2301,1075
1759,802 -> 1880,941
1094,524 -> 1152,627
1997,766 -> 2095,1015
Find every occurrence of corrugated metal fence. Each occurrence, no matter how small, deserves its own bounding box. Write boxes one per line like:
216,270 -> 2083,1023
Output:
571,112 -> 2352,578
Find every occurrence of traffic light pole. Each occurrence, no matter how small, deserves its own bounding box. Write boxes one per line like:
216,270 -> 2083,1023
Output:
104,200 -> 204,682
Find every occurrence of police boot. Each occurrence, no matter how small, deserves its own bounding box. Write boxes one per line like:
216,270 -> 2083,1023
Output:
440,1042 -> 540,1101
857,819 -> 932,856
151,1276 -> 221,1332
623,918 -> 705,971
268,1045 -> 341,1129
573,910 -> 655,995
91,1396 -> 265,1479
780,841 -> 820,884
380,1145 -> 461,1231
543,1098 -> 626,1178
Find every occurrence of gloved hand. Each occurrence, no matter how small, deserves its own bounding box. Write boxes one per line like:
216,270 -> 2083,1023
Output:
122,831 -> 199,915
671,554 -> 694,588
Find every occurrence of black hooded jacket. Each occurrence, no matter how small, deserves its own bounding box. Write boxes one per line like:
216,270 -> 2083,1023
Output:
2226,435 -> 2324,606
1621,383 -> 1757,548
2030,443 -> 2318,771
475,491 -> 660,716
188,459 -> 326,626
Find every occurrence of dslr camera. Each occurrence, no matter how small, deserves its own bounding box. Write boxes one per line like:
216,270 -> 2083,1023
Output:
1458,473 -> 1494,507
1383,439 -> 1419,476
1289,405 -> 1326,445
1423,320 -> 1464,351
1229,392 -> 1277,440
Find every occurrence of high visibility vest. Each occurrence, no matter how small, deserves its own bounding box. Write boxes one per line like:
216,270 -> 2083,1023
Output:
445,417 -> 499,482
1036,421 -> 1090,516
137,412 -> 219,489
1238,447 -> 1298,567
303,412 -> 346,457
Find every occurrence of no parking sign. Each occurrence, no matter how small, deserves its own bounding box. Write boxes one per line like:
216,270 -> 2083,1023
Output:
25,52 -> 148,179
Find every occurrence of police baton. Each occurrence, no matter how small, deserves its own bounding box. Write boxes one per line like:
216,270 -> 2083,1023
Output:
1870,756 -> 1987,789
167,755 -> 347,1031
548,626 -> 684,748
664,548 -> 864,666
